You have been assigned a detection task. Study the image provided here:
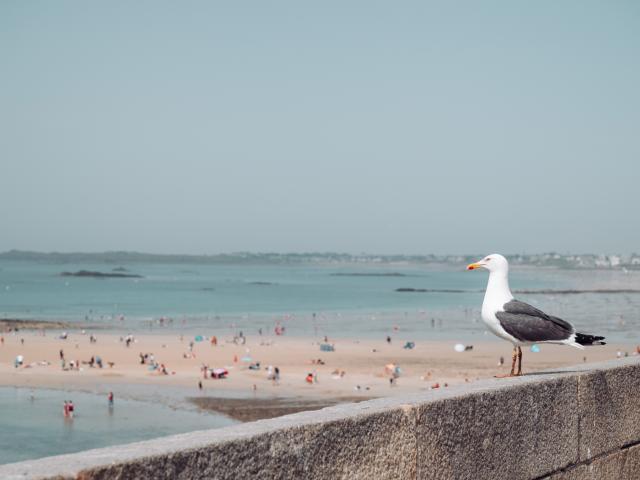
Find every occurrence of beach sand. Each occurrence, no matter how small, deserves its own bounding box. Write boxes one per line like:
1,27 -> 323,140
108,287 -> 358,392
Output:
1,330 -> 637,421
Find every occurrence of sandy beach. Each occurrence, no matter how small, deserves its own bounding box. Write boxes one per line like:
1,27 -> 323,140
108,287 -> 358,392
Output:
1,329 -> 637,421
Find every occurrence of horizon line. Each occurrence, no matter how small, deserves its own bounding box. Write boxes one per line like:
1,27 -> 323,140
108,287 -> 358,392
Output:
0,249 -> 635,258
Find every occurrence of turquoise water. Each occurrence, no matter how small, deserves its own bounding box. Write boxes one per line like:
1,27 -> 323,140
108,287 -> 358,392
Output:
0,386 -> 235,465
0,260 -> 639,341
0,261 -> 498,319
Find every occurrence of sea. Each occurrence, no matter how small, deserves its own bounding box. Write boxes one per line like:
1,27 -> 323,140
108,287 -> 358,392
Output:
1,259 -> 639,342
1,258 -> 639,464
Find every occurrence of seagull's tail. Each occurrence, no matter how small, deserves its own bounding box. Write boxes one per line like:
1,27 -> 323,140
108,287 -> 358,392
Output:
575,332 -> 606,346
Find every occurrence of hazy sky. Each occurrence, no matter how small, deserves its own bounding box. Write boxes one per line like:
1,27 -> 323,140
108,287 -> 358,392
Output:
1,1 -> 639,255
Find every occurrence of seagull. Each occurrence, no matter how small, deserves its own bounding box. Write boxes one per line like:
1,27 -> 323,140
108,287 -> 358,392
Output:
467,253 -> 605,376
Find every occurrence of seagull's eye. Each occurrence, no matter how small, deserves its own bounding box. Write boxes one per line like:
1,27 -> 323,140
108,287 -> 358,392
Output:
485,258 -> 491,262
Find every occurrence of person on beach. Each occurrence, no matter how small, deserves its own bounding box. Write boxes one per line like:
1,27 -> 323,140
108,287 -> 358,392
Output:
68,401 -> 74,418
63,401 -> 68,417
198,380 -> 203,391
108,392 -> 114,406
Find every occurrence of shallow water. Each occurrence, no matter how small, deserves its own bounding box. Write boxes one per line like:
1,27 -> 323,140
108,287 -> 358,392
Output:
0,386 -> 236,465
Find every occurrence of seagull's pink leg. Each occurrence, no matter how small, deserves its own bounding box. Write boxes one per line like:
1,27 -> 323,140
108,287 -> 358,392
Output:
515,346 -> 523,376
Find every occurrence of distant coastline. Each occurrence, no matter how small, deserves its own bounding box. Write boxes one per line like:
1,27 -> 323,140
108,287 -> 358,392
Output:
1,249 -> 639,270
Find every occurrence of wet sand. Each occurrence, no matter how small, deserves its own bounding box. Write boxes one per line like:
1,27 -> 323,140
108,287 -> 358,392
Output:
189,396 -> 373,422
0,319 -> 74,330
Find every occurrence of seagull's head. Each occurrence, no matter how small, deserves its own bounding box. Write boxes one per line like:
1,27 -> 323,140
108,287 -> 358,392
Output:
467,254 -> 509,273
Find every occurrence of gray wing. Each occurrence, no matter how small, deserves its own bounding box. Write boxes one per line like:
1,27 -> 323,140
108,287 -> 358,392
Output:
495,299 -> 575,343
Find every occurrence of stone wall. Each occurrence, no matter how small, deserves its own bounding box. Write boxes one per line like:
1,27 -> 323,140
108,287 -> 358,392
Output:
1,357 -> 639,480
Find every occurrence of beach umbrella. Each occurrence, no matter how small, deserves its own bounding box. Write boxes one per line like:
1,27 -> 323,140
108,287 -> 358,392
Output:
194,335 -> 204,342
530,344 -> 541,353
454,343 -> 465,353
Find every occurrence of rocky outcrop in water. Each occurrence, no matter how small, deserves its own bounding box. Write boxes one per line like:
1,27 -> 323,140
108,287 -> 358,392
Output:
60,270 -> 143,278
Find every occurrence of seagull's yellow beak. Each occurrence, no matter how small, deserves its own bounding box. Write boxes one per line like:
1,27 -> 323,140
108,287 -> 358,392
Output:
466,262 -> 482,270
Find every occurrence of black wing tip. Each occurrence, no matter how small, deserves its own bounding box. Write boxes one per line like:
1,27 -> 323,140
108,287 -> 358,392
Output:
575,332 -> 606,346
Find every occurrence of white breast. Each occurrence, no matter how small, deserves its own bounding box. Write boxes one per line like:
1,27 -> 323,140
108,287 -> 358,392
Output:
481,271 -> 518,344
481,303 -> 518,343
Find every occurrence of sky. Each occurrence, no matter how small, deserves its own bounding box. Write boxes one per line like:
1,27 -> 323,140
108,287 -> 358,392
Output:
1,1 -> 639,255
